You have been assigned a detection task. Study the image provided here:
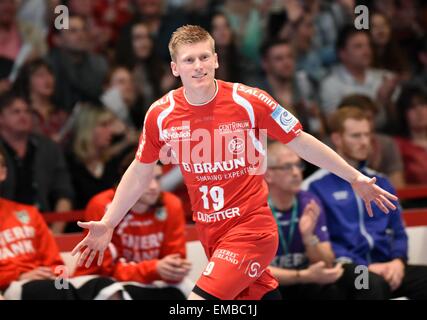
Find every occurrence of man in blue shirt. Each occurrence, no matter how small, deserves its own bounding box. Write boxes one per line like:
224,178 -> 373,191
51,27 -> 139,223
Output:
303,107 -> 427,299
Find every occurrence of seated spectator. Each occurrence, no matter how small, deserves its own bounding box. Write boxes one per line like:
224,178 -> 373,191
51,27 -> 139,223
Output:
266,142 -> 345,300
102,65 -> 146,131
0,145 -> 124,300
411,36 -> 427,93
13,58 -> 68,143
394,84 -> 427,185
0,57 -> 13,95
115,21 -> 177,105
209,12 -> 245,83
258,38 -> 324,138
74,159 -> 193,300
48,14 -> 108,112
320,26 -> 399,132
369,11 -> 410,80
338,94 -> 405,188
303,107 -> 427,299
0,91 -> 73,228
66,105 -> 134,213
115,0 -> 187,63
0,0 -> 46,61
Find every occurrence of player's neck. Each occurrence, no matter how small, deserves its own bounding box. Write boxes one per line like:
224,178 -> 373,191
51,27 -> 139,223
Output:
270,190 -> 296,211
184,80 -> 218,106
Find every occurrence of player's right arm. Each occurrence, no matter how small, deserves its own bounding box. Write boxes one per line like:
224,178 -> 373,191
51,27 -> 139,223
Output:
72,100 -> 166,267
72,161 -> 157,267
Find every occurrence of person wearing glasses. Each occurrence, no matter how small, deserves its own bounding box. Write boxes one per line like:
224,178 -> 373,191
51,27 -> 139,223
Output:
265,141 -> 346,299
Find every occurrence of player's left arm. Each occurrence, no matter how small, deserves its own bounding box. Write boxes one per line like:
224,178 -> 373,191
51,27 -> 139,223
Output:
287,132 -> 397,216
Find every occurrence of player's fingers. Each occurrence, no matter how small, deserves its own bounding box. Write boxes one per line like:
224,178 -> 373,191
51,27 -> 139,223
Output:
369,177 -> 377,185
365,200 -> 373,217
78,247 -> 92,267
85,250 -> 97,268
382,189 -> 398,201
97,251 -> 104,266
71,239 -> 86,256
374,198 -> 389,214
77,221 -> 92,230
379,194 -> 397,210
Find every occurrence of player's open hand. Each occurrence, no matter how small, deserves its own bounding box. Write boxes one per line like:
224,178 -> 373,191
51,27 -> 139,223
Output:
71,220 -> 114,268
351,175 -> 398,217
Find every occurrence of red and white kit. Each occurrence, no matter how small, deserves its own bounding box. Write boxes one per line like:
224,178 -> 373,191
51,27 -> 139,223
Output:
136,80 -> 302,299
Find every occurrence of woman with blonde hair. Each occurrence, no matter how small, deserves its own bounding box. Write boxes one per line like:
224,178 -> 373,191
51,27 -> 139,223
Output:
66,105 -> 135,214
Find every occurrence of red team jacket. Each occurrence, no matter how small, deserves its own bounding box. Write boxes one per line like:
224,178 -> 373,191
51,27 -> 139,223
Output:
73,190 -> 187,283
0,198 -> 64,291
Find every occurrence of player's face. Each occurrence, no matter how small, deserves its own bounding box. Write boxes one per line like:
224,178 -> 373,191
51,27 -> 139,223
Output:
0,99 -> 32,135
136,165 -> 162,206
336,119 -> 372,162
266,149 -> 303,194
170,40 -> 218,91
406,97 -> 427,131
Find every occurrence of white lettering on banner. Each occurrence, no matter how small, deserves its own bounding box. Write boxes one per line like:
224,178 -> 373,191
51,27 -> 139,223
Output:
197,207 -> 241,223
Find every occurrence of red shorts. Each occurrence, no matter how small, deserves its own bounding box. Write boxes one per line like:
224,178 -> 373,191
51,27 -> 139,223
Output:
195,229 -> 279,300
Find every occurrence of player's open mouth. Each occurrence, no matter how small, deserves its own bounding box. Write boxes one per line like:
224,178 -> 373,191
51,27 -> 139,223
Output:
192,73 -> 207,79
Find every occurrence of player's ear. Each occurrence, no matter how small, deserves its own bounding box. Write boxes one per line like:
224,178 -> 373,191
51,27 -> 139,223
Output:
214,53 -> 219,69
264,169 -> 273,184
171,61 -> 179,77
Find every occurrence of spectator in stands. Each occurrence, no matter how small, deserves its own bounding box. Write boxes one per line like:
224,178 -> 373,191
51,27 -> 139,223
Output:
0,144 -> 125,300
209,12 -> 245,83
0,91 -> 73,222
102,65 -> 146,130
0,56 -> 13,95
13,59 -> 68,143
66,105 -> 134,213
337,94 -> 405,188
394,84 -> 427,185
0,0 -> 47,61
115,21 -> 177,105
74,157 -> 193,299
115,0 -> 187,63
303,107 -> 427,299
48,14 -> 108,112
258,39 -> 324,138
221,0 -> 266,70
369,11 -> 410,79
411,36 -> 427,89
266,142 -> 346,299
320,27 -> 399,132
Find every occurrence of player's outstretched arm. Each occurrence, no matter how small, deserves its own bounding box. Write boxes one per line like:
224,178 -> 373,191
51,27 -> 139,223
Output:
71,160 -> 157,267
288,132 -> 397,216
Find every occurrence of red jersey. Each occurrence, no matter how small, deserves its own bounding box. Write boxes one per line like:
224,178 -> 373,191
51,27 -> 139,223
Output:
73,190 -> 186,283
0,198 -> 63,290
135,80 -> 302,247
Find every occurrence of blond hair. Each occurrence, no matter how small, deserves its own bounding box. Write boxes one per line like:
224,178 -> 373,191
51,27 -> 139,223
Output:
72,104 -> 115,163
168,25 -> 215,61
